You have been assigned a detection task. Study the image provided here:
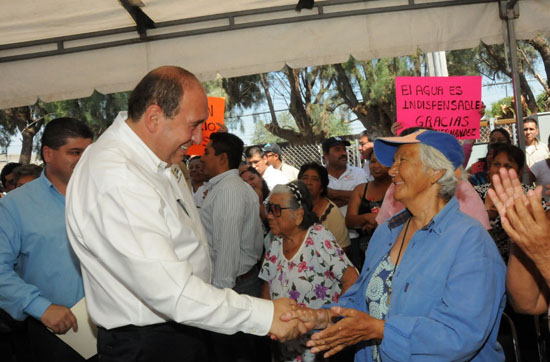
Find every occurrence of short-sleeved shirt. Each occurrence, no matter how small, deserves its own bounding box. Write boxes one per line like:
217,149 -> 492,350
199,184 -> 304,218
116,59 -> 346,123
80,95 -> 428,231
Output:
263,165 -> 289,190
260,224 -> 354,362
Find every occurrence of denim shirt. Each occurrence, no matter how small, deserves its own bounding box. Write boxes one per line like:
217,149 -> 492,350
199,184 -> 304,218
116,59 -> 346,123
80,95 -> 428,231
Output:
0,172 -> 84,320
337,197 -> 506,361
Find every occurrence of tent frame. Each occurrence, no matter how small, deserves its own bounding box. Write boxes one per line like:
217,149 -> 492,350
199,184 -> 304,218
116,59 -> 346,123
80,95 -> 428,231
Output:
0,0 -> 495,63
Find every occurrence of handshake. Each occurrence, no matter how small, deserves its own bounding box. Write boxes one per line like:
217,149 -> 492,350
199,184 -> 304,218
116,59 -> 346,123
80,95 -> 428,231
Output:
267,298 -> 384,358
267,298 -> 330,342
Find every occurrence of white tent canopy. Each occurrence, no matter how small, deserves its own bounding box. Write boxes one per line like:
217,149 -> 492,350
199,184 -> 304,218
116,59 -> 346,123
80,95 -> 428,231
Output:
1,0 -> 549,109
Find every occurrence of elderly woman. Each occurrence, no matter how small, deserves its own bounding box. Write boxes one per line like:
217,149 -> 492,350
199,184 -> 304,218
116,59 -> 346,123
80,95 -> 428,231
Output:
284,130 -> 506,361
259,180 -> 358,362
298,162 -> 351,251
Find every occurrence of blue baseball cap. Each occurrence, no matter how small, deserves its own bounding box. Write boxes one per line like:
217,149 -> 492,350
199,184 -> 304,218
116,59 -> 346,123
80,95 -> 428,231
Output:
374,130 -> 464,169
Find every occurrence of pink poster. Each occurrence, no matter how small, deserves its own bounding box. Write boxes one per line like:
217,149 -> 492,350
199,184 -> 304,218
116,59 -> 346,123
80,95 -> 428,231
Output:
395,76 -> 482,139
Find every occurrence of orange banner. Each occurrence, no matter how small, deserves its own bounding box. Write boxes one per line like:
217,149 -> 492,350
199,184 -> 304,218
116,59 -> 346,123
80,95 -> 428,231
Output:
186,97 -> 225,156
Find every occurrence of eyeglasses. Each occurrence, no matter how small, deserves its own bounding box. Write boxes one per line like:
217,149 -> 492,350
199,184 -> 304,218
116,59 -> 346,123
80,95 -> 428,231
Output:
264,202 -> 293,217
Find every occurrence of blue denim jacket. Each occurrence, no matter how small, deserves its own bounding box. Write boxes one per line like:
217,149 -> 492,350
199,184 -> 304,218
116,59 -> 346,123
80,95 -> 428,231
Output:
338,197 -> 506,361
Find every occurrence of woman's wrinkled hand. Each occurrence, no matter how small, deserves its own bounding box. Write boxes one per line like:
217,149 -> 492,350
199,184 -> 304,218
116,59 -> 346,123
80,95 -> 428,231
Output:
306,306 -> 384,358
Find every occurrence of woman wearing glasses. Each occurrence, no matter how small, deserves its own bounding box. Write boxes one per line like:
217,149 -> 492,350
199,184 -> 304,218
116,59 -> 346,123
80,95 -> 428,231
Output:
259,180 -> 358,362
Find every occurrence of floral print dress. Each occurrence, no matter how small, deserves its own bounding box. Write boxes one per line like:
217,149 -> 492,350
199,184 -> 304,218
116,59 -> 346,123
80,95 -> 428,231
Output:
259,224 -> 354,362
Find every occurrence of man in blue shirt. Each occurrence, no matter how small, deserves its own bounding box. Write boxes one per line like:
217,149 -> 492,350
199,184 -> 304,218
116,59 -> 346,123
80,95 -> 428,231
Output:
0,117 -> 93,361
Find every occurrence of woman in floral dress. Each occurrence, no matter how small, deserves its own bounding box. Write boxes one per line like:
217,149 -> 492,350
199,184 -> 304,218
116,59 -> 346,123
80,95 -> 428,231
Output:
260,181 -> 358,362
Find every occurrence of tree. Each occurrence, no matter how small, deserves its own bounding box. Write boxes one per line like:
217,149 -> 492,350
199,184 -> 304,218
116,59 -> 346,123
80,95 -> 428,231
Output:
0,105 -> 47,164
40,91 -> 130,137
225,66 -> 342,144
331,55 -> 422,137
252,109 -> 350,145
477,36 -> 550,115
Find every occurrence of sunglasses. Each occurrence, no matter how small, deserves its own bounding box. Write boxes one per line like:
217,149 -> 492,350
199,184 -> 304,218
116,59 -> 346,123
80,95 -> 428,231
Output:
264,202 -> 293,217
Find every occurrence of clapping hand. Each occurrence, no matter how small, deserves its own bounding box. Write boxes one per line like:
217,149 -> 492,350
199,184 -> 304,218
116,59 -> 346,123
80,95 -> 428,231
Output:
390,122 -> 403,136
488,168 -> 550,270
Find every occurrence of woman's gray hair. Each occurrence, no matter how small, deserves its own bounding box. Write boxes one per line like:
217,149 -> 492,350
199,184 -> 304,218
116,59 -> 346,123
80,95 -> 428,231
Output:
419,143 -> 460,200
269,181 -> 318,229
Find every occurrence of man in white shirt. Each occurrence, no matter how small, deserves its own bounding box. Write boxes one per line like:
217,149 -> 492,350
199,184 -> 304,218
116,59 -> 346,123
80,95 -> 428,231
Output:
262,143 -> 299,181
245,145 -> 289,190
66,66 -> 305,362
358,131 -> 374,181
323,136 -> 367,239
524,117 -> 550,168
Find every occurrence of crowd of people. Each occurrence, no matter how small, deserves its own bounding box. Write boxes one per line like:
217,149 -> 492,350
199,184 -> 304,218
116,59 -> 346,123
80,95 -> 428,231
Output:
0,65 -> 549,362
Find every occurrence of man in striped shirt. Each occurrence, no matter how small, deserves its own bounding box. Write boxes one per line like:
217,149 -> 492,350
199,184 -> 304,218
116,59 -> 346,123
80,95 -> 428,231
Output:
199,132 -> 265,361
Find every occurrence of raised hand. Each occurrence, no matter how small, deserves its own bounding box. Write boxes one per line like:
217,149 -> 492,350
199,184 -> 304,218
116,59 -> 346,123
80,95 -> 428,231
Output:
488,168 -> 550,283
40,304 -> 78,334
487,168 -> 538,226
269,298 -> 312,342
306,306 -> 384,358
390,122 -> 403,136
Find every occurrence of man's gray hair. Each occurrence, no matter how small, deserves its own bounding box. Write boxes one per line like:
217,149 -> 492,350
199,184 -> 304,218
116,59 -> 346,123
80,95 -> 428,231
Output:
419,144 -> 460,200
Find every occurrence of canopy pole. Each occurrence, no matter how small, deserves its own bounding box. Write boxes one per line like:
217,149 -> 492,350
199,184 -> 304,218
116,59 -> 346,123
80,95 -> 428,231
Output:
500,0 -> 523,150
500,0 -> 528,182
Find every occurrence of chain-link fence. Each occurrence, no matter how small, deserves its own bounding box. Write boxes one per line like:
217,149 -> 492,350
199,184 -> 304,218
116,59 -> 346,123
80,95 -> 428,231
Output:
479,118 -> 518,144
270,139 -> 362,170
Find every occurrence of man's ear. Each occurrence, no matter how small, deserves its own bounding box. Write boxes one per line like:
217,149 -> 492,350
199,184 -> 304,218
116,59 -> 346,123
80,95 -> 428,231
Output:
42,146 -> 54,164
143,104 -> 163,133
219,152 -> 229,169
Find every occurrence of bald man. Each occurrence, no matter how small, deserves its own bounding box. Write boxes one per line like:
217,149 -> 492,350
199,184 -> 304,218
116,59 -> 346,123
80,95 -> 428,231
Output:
66,66 -> 305,362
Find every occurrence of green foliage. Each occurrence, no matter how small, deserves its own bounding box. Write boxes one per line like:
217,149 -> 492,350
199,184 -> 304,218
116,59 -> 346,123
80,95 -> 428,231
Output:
487,96 -> 514,119
536,92 -> 550,112
446,49 -> 479,76
222,74 -> 265,112
251,108 -> 350,145
202,78 -> 228,99
40,91 -> 130,137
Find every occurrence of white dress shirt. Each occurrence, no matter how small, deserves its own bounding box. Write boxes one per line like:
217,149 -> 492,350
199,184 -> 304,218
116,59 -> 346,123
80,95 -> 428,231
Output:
200,169 -> 264,289
66,113 -> 272,334
262,165 -> 289,190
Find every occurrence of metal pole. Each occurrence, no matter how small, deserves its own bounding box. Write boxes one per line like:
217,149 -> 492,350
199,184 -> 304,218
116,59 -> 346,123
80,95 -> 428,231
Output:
438,51 -> 449,77
426,52 -> 436,76
501,1 -> 524,150
501,0 -> 528,182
